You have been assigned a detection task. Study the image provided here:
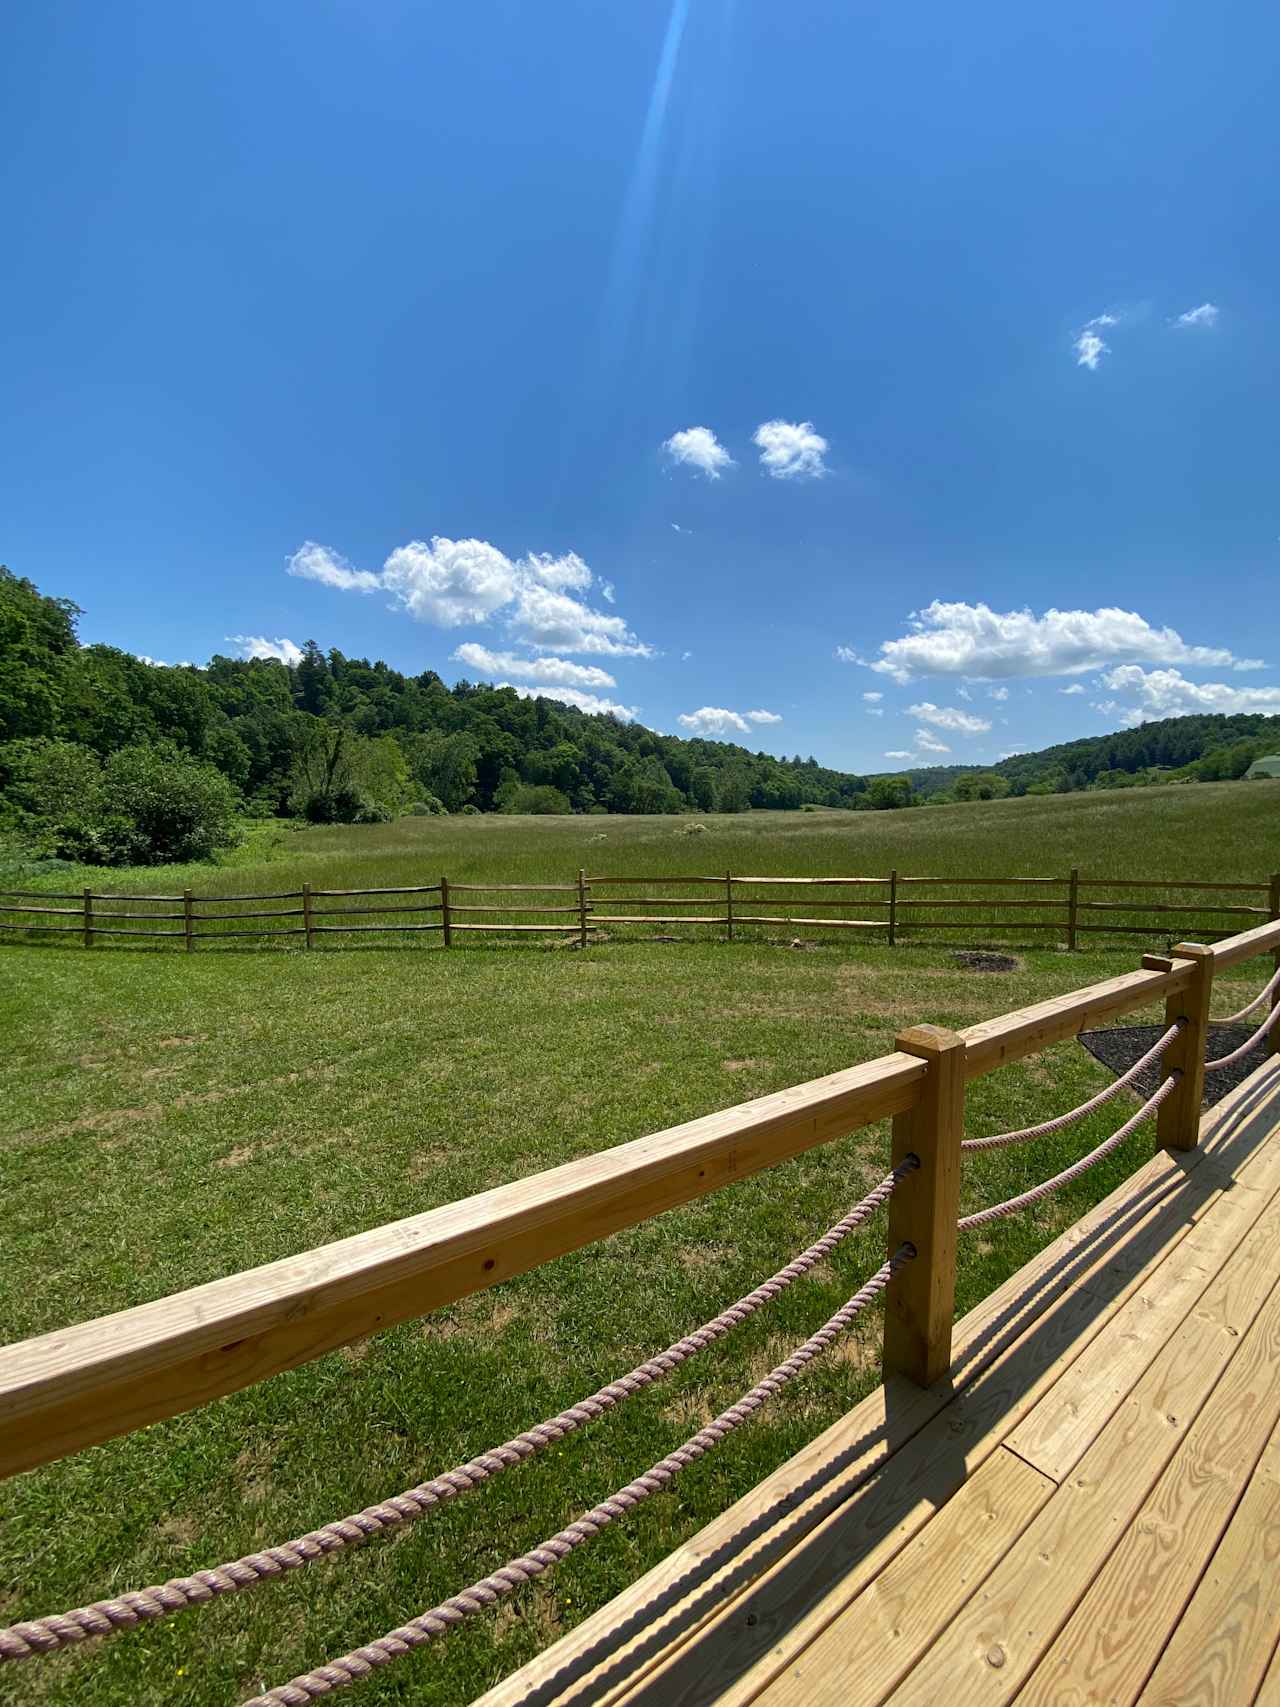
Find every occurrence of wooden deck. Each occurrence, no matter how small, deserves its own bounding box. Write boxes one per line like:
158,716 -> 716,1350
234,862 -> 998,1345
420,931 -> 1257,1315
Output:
478,1052 -> 1280,1707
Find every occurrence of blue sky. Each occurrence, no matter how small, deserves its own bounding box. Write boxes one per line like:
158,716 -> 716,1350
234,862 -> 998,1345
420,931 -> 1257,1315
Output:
3,0 -> 1278,772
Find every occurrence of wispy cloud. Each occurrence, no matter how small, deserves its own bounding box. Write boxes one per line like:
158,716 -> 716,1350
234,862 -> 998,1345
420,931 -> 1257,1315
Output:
746,708 -> 782,724
835,645 -> 862,664
914,729 -> 950,754
1174,302 -> 1219,328
1060,683 -> 1086,695
867,600 -> 1256,683
884,749 -> 915,760
452,643 -> 616,690
753,419 -> 829,480
227,634 -> 304,666
1074,312 -> 1117,371
907,701 -> 992,734
862,691 -> 883,703
501,684 -> 639,722
286,542 -> 381,593
663,426 -> 734,479
678,706 -> 749,736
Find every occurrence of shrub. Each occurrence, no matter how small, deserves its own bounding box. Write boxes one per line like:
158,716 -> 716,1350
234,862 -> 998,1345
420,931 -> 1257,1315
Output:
406,796 -> 446,817
458,803 -> 482,815
102,742 -> 241,862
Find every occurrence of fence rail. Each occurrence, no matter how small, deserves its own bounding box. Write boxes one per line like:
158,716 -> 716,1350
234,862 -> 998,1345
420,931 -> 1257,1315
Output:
1,869 -> 1277,953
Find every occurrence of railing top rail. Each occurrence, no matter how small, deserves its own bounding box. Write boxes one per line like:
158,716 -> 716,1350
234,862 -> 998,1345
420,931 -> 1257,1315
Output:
584,874 -> 723,885
960,961 -> 1191,1077
1076,877 -> 1268,892
1203,917 -> 1280,970
895,875 -> 1066,887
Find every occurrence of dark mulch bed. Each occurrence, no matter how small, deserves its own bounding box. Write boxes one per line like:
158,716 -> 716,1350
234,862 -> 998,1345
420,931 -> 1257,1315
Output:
953,951 -> 1020,973
1079,1022 -> 1266,1110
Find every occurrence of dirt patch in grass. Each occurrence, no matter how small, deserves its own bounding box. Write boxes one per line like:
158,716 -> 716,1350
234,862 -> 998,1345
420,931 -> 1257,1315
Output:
953,951 -> 1021,973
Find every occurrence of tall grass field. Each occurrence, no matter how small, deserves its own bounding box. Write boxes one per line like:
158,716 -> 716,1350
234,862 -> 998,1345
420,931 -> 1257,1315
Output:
1,782 -> 1277,1705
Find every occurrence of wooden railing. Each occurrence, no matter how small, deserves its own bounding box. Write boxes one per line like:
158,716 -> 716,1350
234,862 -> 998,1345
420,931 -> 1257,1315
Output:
1,869 -> 1276,953
2,916 -> 1278,1482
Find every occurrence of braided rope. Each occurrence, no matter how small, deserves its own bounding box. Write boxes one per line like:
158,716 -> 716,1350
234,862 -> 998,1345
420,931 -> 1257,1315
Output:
958,1072 -> 1180,1231
961,1020 -> 1184,1153
240,1248 -> 912,1707
1215,962 -> 1280,1027
1204,998 -> 1280,1072
0,1164 -> 913,1665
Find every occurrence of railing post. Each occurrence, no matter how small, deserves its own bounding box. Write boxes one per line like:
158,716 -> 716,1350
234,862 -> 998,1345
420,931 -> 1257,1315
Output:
725,871 -> 734,943
1157,942 -> 1215,1152
302,882 -> 314,950
888,868 -> 897,947
1067,867 -> 1079,952
183,889 -> 194,953
577,868 -> 589,950
884,1024 -> 966,1388
440,875 -> 453,948
82,888 -> 93,950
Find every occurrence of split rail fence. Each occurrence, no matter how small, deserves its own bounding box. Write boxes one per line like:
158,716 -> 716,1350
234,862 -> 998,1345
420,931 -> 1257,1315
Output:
2,867 -> 1277,953
1,916 -> 1279,1704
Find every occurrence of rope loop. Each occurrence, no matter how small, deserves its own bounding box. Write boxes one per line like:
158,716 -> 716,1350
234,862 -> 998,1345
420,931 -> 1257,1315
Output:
1204,998 -> 1280,1073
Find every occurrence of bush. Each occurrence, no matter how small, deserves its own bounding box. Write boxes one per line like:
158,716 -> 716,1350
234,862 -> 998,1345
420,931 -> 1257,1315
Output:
502,784 -> 572,815
406,796 -> 446,817
102,743 -> 241,862
459,803 -> 482,815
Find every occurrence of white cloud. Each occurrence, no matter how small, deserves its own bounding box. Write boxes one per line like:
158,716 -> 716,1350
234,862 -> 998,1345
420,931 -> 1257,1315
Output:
835,645 -> 862,664
746,709 -> 782,724
956,684 -> 972,700
287,541 -> 382,593
681,650 -> 693,661
1097,665 -> 1280,722
663,426 -> 734,479
1175,302 -> 1219,328
988,686 -> 1009,701
869,600 -> 1253,683
915,729 -> 951,754
862,690 -> 883,703
1060,683 -> 1086,695
753,419 -> 828,480
289,535 -> 651,657
907,701 -> 992,734
134,654 -> 167,667
884,749 -> 916,760
501,684 -> 639,722
865,707 -> 884,717
678,706 -> 751,737
452,643 -> 615,690
670,523 -> 690,534
1074,313 -> 1118,371
600,580 -> 616,603
228,634 -> 304,666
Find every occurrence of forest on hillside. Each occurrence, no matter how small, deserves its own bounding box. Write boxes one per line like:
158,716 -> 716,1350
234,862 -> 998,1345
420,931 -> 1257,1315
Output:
1,566 -> 1275,865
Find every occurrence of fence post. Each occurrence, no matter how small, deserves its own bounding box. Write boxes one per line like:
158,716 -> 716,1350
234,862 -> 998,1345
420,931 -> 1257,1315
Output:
883,1024 -> 966,1388
888,868 -> 897,947
82,887 -> 93,950
183,889 -> 194,953
1067,867 -> 1080,951
1157,942 -> 1214,1152
577,868 -> 589,950
1269,875 -> 1280,1057
725,871 -> 734,943
440,876 -> 453,948
302,882 -> 314,950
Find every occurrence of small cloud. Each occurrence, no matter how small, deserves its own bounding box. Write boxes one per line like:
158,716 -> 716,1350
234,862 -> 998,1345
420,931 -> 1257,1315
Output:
908,701 -> 992,734
861,691 -> 883,702
1174,302 -> 1219,328
452,643 -> 616,691
956,684 -> 972,700
1060,683 -> 1086,695
286,541 -> 381,593
1074,313 -> 1117,371
987,686 -> 1009,701
678,706 -> 750,736
228,635 -> 304,666
746,708 -> 782,725
670,523 -> 690,534
500,683 -> 639,722
865,707 -> 884,717
835,645 -> 862,664
915,729 -> 951,754
600,580 -> 616,604
663,426 -> 734,479
753,419 -> 829,480
884,749 -> 916,760
681,650 -> 693,662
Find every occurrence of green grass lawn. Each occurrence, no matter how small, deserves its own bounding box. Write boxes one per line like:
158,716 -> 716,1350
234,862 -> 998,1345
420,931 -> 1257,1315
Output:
1,786 -> 1277,1705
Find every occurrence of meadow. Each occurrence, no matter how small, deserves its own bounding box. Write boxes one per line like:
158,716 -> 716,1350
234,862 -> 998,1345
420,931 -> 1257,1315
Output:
1,782 -> 1277,1705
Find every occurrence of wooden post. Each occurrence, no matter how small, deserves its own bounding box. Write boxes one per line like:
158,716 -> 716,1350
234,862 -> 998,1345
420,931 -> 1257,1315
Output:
577,868 -> 589,950
1157,942 -> 1215,1153
182,889 -> 194,953
1067,867 -> 1080,952
82,887 -> 93,950
725,871 -> 734,943
302,882 -> 314,950
1269,874 -> 1280,1057
440,875 -> 452,948
883,1025 -> 965,1388
888,868 -> 898,947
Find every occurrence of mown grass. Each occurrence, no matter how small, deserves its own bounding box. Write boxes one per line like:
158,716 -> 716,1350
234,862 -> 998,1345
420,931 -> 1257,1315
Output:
0,786 -> 1276,1706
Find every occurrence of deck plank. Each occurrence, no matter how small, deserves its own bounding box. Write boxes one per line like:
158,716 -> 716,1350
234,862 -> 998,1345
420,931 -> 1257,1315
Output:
879,1193 -> 1280,1705
1133,1418 -> 1280,1707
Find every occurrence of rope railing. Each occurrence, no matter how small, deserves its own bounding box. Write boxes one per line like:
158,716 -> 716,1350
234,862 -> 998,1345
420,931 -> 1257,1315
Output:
1204,999 -> 1280,1073
1213,962 -> 1280,1027
960,1020 -> 1185,1153
0,1164 -> 915,1665
958,1072 -> 1181,1231
240,1248 -> 914,1707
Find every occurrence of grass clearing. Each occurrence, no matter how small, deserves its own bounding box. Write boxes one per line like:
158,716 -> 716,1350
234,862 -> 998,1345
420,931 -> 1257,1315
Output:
1,786 -> 1277,1704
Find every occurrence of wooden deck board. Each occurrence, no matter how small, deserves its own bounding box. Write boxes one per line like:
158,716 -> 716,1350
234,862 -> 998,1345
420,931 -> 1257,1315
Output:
475,1056 -> 1280,1707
